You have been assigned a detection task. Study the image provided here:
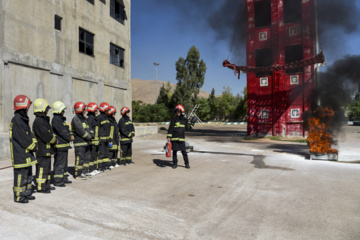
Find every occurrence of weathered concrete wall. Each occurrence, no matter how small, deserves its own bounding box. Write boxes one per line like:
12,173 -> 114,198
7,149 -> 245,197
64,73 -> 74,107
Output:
0,0 -> 132,157
134,126 -> 159,137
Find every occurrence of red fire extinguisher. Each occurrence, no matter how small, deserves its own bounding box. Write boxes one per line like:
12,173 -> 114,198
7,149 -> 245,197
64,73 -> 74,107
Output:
165,139 -> 172,157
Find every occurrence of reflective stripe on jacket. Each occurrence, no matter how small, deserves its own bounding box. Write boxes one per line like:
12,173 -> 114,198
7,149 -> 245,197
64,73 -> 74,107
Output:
9,112 -> 38,168
87,113 -> 99,145
118,116 -> 135,144
97,113 -> 110,142
52,114 -> 72,151
33,115 -> 56,157
71,114 -> 92,147
167,115 -> 192,142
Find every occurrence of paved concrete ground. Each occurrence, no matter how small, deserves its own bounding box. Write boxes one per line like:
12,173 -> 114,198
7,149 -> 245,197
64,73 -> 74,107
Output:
1,125 -> 360,240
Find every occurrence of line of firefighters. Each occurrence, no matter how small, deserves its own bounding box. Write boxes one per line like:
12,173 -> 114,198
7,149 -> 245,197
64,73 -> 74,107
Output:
10,94 -> 135,203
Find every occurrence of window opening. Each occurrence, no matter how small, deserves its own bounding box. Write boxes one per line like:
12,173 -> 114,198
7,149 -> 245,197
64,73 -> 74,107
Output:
79,28 -> 94,56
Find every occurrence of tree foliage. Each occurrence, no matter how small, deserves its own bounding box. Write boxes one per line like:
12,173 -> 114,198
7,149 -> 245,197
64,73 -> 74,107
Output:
171,46 -> 207,113
132,101 -> 171,122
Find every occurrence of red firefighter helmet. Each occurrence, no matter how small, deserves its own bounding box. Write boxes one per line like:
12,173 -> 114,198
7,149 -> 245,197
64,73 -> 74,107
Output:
121,107 -> 130,115
175,104 -> 185,113
74,102 -> 86,114
14,95 -> 32,110
99,102 -> 110,113
87,102 -> 99,112
108,106 -> 117,115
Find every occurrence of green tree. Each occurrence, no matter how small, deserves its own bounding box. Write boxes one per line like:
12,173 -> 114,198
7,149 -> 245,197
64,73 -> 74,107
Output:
196,97 -> 211,121
133,103 -> 171,122
217,86 -> 235,121
232,86 -> 247,121
348,100 -> 360,121
132,100 -> 145,122
208,88 -> 219,120
171,46 -> 207,113
156,83 -> 170,106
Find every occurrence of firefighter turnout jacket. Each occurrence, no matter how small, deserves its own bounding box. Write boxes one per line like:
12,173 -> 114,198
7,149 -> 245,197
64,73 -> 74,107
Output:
167,115 -> 193,142
87,113 -> 99,146
52,114 -> 72,151
109,116 -> 119,150
71,114 -> 92,147
97,113 -> 111,143
33,115 -> 57,157
9,111 -> 38,168
118,115 -> 135,144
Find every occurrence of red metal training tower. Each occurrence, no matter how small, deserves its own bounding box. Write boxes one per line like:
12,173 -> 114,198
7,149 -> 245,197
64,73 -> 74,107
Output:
223,0 -> 324,137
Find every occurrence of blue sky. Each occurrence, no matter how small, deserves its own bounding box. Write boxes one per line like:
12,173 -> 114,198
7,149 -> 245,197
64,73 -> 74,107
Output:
131,1 -> 360,96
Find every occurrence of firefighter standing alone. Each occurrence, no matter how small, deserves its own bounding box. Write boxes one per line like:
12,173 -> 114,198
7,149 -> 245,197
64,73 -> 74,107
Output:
167,104 -> 194,169
118,107 -> 135,165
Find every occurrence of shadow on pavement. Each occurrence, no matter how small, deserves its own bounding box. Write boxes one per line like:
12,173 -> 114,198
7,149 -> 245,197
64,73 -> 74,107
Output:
251,155 -> 294,171
193,150 -> 255,157
153,159 -> 173,168
266,143 -> 310,158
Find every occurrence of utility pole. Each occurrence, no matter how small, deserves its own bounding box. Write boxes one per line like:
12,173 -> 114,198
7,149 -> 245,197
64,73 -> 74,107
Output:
154,62 -> 159,102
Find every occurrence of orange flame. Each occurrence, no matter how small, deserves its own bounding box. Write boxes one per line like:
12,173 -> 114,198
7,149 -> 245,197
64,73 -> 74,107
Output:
307,107 -> 338,154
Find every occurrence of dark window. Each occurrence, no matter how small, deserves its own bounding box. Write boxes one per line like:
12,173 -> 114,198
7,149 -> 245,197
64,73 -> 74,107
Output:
100,0 -> 106,4
54,15 -> 62,31
284,0 -> 302,23
110,0 -> 126,24
285,45 -> 303,73
79,28 -> 94,56
87,0 -> 94,4
110,43 -> 124,68
254,0 -> 271,28
256,48 -> 273,76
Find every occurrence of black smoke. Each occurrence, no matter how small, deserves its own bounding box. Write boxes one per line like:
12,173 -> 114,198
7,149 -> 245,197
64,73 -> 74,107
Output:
304,55 -> 360,133
154,0 -> 359,64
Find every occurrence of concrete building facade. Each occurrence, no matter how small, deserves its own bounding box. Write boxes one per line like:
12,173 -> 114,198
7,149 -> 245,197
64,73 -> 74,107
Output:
0,0 -> 131,157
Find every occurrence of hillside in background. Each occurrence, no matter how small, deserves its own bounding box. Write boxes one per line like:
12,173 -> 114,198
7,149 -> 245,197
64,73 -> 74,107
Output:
132,78 -> 212,104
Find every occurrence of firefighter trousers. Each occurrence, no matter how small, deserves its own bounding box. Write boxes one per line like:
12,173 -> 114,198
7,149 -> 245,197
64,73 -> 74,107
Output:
90,145 -> 99,171
109,150 -> 118,166
75,146 -> 91,177
13,166 -> 33,202
172,150 -> 189,165
120,143 -> 132,163
99,141 -> 110,169
53,151 -> 67,185
36,156 -> 51,191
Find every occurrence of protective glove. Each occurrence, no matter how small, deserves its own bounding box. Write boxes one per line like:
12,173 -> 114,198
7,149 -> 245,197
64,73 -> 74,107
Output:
109,142 -> 113,148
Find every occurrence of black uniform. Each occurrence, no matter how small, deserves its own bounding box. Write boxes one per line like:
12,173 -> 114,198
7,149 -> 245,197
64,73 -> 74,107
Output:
118,115 -> 135,164
52,114 -> 72,185
109,115 -> 119,166
33,114 -> 57,192
167,114 -> 193,166
87,112 -> 99,171
97,112 -> 111,169
71,113 -> 92,177
9,110 -> 38,202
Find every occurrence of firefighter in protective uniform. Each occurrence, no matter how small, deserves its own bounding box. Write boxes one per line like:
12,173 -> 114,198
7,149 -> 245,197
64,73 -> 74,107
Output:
167,104 -> 194,169
10,95 -> 37,203
71,102 -> 92,179
51,101 -> 74,186
108,106 -> 120,168
97,102 -> 112,171
118,107 -> 135,165
32,98 -> 57,193
87,102 -> 100,175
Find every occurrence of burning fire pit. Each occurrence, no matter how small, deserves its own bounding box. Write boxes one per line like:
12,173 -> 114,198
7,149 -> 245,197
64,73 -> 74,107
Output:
307,107 -> 338,161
